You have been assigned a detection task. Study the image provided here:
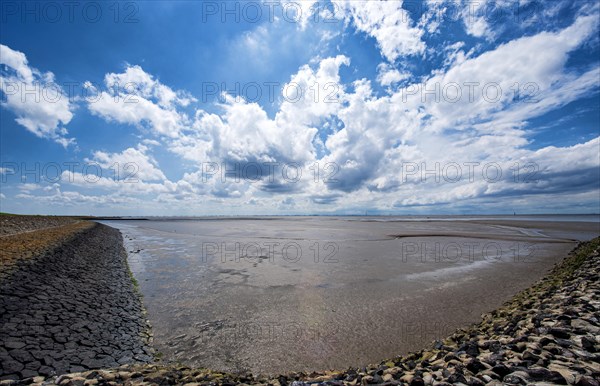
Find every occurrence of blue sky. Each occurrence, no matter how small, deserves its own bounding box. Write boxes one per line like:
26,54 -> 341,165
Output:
1,0 -> 599,215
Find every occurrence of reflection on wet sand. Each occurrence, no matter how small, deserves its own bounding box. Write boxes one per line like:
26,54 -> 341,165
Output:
104,216 -> 599,375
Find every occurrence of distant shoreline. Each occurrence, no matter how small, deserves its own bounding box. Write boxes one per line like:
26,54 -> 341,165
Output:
95,214 -> 600,223
3,212 -> 600,221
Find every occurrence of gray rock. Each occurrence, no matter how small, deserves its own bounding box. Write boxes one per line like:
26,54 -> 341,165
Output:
3,340 -> 26,350
0,374 -> 20,381
2,359 -> 24,374
491,364 -> 510,378
409,377 -> 425,386
24,360 -> 41,371
38,366 -> 54,376
81,358 -> 104,369
19,369 -> 38,378
549,328 -> 571,340
527,368 -> 567,384
466,359 -> 486,373
581,336 -> 596,352
8,349 -> 33,363
576,376 -> 600,386
117,355 -> 133,365
503,372 -> 528,385
69,365 -> 86,373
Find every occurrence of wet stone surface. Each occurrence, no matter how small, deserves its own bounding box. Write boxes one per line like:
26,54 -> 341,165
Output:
0,224 -> 153,381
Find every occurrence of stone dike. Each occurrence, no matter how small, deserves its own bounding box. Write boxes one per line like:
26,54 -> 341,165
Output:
0,216 -> 598,386
0,220 -> 153,382
0,219 -> 92,281
0,215 -> 80,237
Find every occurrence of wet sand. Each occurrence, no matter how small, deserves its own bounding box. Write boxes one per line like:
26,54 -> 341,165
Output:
103,216 -> 599,375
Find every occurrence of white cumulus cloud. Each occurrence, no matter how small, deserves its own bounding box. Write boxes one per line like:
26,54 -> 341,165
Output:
333,0 -> 426,61
0,44 -> 75,147
86,65 -> 194,138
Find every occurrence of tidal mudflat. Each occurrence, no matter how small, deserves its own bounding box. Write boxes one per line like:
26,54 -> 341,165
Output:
103,216 -> 600,375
